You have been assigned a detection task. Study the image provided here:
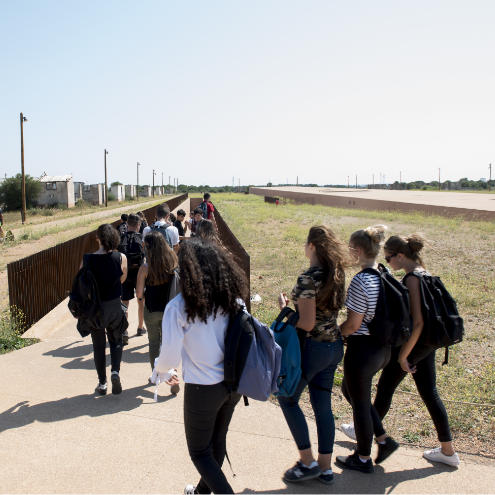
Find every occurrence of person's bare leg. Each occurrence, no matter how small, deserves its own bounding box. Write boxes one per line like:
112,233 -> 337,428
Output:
138,298 -> 145,329
299,448 -> 316,467
441,440 -> 455,456
317,453 -> 332,472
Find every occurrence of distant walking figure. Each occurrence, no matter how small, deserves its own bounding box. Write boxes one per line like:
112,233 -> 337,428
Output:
77,224 -> 128,395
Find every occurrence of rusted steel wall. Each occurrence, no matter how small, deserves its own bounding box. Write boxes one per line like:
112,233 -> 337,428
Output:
7,194 -> 188,329
264,196 -> 279,204
250,187 -> 495,220
190,198 -> 251,313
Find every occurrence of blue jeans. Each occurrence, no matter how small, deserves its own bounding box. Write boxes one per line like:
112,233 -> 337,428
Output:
278,338 -> 344,454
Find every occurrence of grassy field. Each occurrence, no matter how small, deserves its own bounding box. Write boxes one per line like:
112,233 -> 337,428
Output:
215,193 -> 495,457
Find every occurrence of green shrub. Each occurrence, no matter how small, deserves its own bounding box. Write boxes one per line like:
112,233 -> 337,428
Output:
42,208 -> 54,216
75,199 -> 89,208
0,308 -> 37,354
107,192 -> 117,202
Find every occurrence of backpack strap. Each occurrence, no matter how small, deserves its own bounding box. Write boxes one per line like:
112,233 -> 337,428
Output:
224,311 -> 248,393
82,253 -> 91,267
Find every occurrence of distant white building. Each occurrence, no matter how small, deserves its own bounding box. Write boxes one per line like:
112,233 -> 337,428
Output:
37,173 -> 75,208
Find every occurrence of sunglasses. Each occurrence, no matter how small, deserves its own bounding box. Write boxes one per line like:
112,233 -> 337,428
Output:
385,253 -> 398,263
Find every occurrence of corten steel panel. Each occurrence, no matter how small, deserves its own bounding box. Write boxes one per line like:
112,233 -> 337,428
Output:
6,194 -> 188,329
250,187 -> 495,221
189,198 -> 251,313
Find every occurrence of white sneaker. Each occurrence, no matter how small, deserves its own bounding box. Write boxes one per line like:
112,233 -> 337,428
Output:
184,485 -> 196,494
423,447 -> 460,466
340,423 -> 356,441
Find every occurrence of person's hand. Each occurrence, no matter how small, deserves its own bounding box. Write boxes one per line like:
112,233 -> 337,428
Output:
278,293 -> 289,310
165,375 -> 180,386
399,359 -> 417,374
342,335 -> 348,346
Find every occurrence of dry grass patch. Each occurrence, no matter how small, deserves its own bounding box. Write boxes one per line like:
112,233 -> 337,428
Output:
216,193 -> 495,457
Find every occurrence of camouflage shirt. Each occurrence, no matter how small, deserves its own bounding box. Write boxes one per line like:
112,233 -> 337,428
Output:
290,266 -> 341,342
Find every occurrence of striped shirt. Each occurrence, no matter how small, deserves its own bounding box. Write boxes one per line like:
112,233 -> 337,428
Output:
345,271 -> 381,336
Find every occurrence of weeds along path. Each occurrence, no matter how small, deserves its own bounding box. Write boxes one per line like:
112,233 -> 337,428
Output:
216,193 -> 495,458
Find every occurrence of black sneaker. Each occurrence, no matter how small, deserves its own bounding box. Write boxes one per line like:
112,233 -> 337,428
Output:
95,382 -> 107,395
316,471 -> 334,484
122,330 -> 129,346
375,437 -> 399,464
283,461 -> 322,482
137,327 -> 147,336
336,451 -> 374,474
111,371 -> 122,395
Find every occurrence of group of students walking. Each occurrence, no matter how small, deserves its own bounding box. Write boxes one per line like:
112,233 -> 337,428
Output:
71,197 -> 461,493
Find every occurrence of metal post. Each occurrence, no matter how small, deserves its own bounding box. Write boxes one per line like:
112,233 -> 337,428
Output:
373,174 -> 374,187
137,162 -> 140,201
20,113 -> 27,224
152,169 -> 155,198
104,149 -> 108,207
489,164 -> 492,192
439,168 -> 441,191
348,176 -> 349,188
400,171 -> 401,190
356,175 -> 357,188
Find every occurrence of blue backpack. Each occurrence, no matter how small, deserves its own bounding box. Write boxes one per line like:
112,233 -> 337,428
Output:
224,309 -> 282,404
271,307 -> 303,397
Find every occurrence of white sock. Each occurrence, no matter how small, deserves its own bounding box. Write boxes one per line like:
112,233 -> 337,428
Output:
307,461 -> 319,469
378,440 -> 386,445
322,469 -> 333,475
359,456 -> 369,463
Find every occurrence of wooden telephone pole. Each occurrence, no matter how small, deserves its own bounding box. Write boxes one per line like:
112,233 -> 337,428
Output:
104,149 -> 109,207
20,113 -> 28,223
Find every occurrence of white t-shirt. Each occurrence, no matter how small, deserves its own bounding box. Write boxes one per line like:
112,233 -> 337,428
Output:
154,294 -> 230,385
345,271 -> 380,336
142,220 -> 179,247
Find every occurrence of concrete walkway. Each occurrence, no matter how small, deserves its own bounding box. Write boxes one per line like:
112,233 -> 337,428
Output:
1,300 -> 494,494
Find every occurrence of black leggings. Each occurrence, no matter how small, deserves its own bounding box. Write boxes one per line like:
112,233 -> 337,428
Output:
184,382 -> 241,494
342,336 -> 391,456
374,346 -> 452,442
90,329 -> 123,384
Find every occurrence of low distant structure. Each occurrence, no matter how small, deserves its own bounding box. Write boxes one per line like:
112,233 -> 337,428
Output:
37,173 -> 75,208
125,185 -> 136,198
74,182 -> 84,201
141,186 -> 151,197
154,186 -> 163,196
110,185 -> 125,202
82,184 -> 105,205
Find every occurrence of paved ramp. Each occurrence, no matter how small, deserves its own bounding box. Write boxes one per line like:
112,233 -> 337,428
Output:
1,299 -> 493,494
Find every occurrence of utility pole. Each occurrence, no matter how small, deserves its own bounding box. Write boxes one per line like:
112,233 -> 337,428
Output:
152,169 -> 156,197
400,171 -> 401,190
439,168 -> 441,191
137,162 -> 140,201
373,174 -> 374,187
104,149 -> 109,207
162,172 -> 163,189
297,176 -> 298,186
239,178 -> 241,193
356,175 -> 357,188
20,113 -> 28,223
348,176 -> 349,188
489,164 -> 492,192
169,176 -> 171,194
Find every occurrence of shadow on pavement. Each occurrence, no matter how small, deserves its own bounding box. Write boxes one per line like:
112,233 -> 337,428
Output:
0,384 -> 177,435
42,339 -> 151,370
239,464 -> 458,494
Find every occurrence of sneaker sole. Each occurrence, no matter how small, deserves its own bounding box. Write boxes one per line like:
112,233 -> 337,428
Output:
284,471 -> 322,483
316,476 -> 335,484
95,387 -> 107,396
423,454 -> 460,467
335,458 -> 374,474
111,376 -> 122,395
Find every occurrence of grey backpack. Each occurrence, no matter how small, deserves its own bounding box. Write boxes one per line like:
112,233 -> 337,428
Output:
150,223 -> 173,248
224,309 -> 282,405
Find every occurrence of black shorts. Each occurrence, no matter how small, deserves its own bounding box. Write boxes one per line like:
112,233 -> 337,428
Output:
122,273 -> 137,301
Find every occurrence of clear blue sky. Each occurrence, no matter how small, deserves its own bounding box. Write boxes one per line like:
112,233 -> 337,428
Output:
1,0 -> 494,187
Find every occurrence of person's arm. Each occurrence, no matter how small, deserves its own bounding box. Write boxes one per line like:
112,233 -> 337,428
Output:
120,253 -> 128,283
398,275 -> 424,373
154,300 -> 184,373
136,265 -> 148,300
296,298 -> 316,332
340,310 -> 365,335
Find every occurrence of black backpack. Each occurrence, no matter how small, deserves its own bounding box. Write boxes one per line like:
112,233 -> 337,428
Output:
362,264 -> 412,347
403,271 -> 464,364
150,223 -> 173,248
68,254 -> 102,319
119,232 -> 145,270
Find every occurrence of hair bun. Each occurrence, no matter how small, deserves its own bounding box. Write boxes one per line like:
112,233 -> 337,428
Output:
364,224 -> 387,244
407,233 -> 426,253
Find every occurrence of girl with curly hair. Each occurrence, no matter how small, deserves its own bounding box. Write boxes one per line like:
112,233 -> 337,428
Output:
152,238 -> 248,495
136,231 -> 180,382
276,225 -> 352,484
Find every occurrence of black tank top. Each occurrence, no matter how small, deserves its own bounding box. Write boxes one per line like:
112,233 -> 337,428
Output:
89,251 -> 123,302
145,276 -> 171,313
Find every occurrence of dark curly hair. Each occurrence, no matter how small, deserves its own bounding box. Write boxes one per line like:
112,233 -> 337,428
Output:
96,224 -> 121,252
178,238 -> 248,324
